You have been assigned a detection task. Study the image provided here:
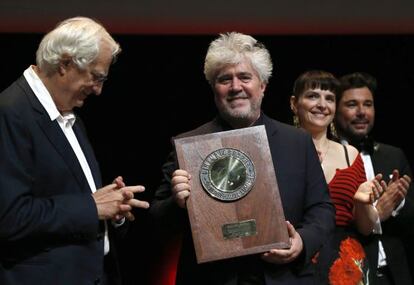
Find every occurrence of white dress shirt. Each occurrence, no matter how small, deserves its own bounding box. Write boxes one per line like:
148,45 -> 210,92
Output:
342,139 -> 405,268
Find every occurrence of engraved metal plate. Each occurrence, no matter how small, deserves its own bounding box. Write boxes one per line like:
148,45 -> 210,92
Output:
222,219 -> 257,239
200,148 -> 256,201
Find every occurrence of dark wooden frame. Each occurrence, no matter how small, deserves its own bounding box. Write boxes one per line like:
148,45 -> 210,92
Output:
174,125 -> 290,263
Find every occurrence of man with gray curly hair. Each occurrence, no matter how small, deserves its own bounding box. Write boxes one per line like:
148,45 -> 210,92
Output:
0,17 -> 149,285
150,32 -> 335,285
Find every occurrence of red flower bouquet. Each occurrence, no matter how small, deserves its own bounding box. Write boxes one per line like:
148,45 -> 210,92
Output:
328,237 -> 367,285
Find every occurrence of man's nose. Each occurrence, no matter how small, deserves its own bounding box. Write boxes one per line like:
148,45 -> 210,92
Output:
92,83 -> 103,96
230,78 -> 242,92
356,105 -> 366,116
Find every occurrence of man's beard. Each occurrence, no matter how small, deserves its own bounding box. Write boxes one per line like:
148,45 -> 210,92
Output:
218,100 -> 262,128
338,123 -> 372,143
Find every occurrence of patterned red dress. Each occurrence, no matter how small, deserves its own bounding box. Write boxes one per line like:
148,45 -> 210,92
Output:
316,154 -> 372,285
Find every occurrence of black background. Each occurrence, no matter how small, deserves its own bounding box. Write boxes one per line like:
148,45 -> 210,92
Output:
1,33 -> 413,284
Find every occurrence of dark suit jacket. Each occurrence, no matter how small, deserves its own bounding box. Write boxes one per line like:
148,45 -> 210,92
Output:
150,114 -> 335,285
0,76 -> 122,285
362,142 -> 414,285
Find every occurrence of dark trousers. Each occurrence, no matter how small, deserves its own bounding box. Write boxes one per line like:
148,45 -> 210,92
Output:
376,266 -> 395,285
101,254 -> 117,285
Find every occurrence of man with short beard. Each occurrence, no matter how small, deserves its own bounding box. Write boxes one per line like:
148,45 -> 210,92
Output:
150,32 -> 335,285
335,72 -> 414,285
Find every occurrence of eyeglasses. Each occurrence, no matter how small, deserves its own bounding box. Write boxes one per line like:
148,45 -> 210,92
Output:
90,70 -> 108,84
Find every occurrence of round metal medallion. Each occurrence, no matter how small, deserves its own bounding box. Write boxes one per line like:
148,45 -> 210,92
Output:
199,148 -> 256,201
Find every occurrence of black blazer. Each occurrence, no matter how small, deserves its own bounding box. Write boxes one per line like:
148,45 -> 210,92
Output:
362,142 -> 414,285
0,76 -> 121,285
150,114 -> 335,285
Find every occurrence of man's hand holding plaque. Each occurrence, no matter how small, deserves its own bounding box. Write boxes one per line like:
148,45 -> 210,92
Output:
171,169 -> 192,209
261,221 -> 303,264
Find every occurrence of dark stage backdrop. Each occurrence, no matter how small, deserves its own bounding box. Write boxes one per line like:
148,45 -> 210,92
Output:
1,33 -> 413,284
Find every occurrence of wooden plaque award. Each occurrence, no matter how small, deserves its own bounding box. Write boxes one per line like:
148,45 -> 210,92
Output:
174,125 -> 290,263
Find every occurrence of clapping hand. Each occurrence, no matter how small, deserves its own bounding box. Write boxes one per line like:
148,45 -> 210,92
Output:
376,170 -> 411,221
354,174 -> 386,204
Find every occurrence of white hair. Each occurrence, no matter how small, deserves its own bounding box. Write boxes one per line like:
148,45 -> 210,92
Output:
204,32 -> 273,84
36,16 -> 121,75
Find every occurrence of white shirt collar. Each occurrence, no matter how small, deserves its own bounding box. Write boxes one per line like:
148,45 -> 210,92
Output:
23,65 -> 75,127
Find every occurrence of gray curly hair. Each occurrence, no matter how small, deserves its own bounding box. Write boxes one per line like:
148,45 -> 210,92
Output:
204,32 -> 273,84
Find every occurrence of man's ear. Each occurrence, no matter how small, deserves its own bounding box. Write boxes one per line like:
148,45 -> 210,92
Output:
58,56 -> 72,75
260,82 -> 267,94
